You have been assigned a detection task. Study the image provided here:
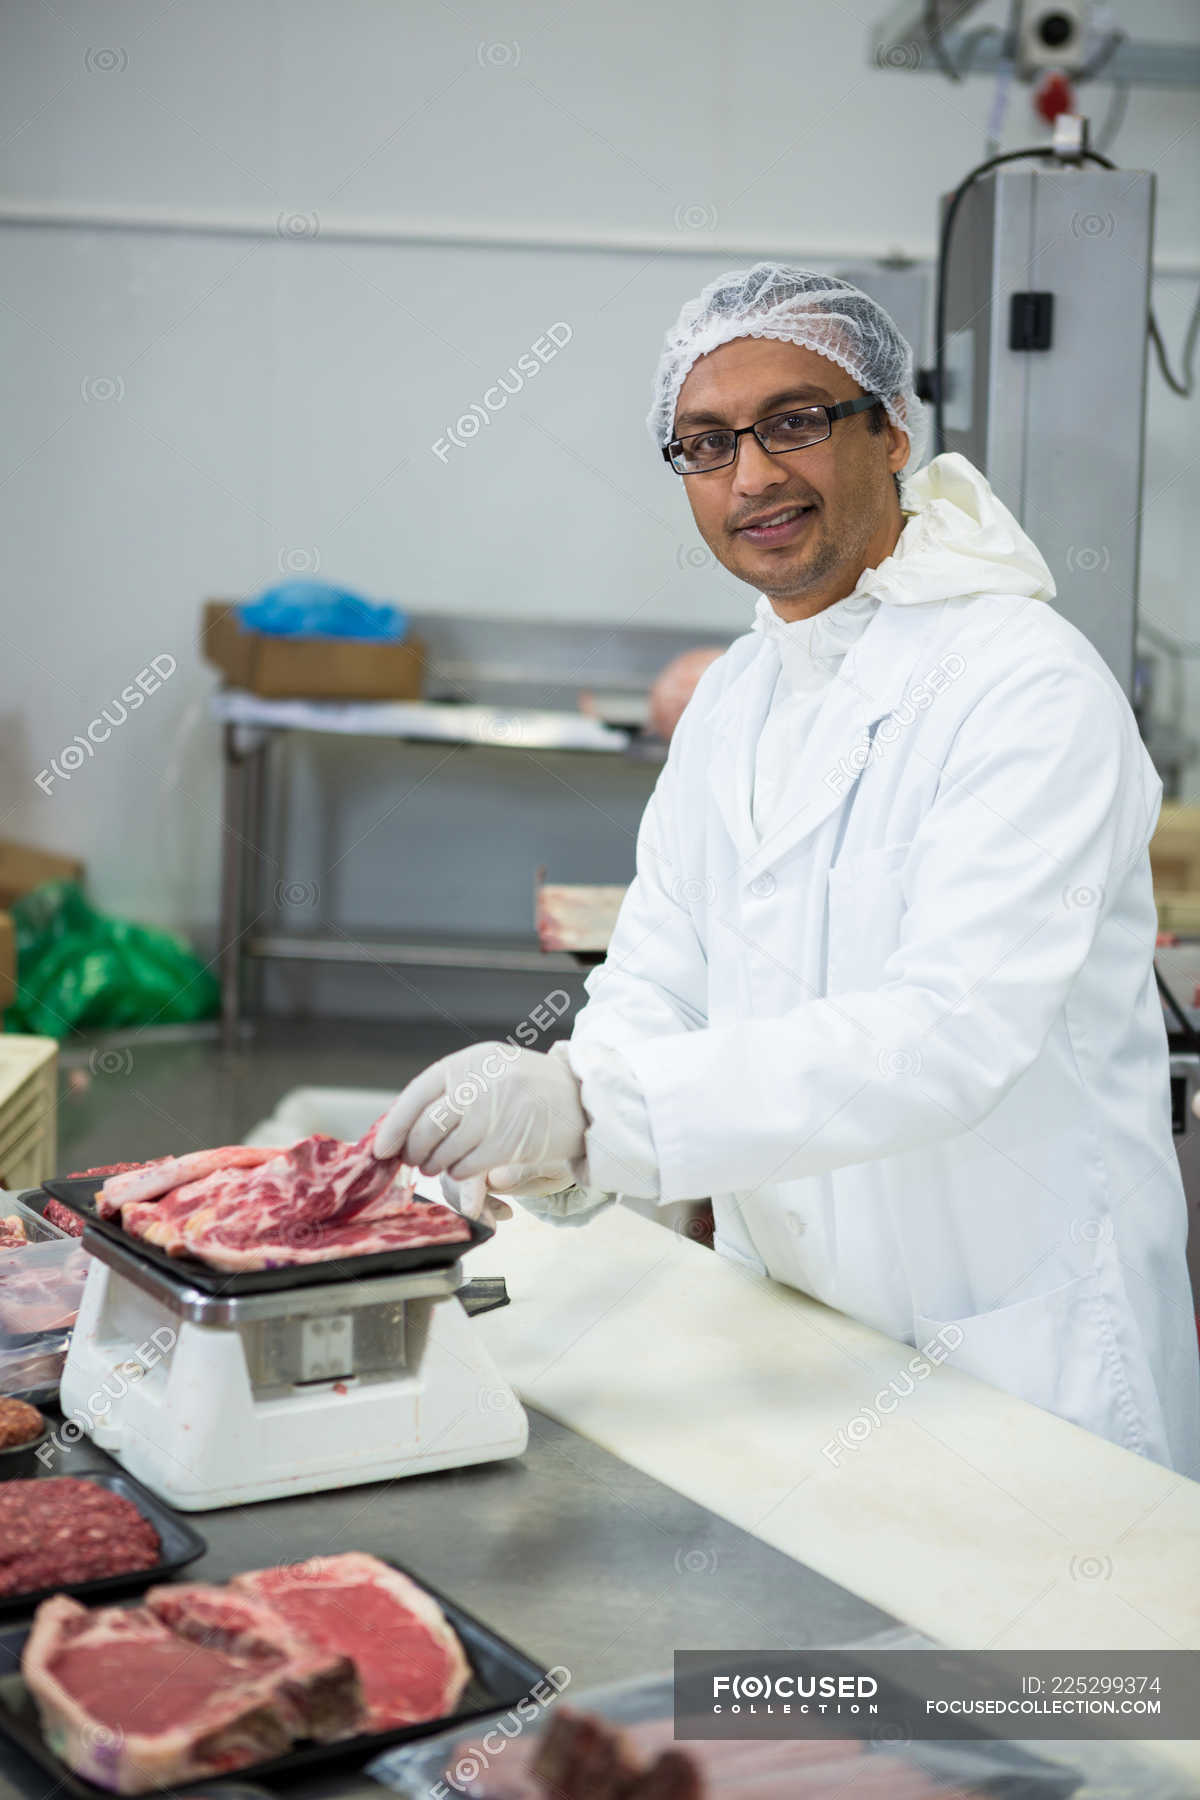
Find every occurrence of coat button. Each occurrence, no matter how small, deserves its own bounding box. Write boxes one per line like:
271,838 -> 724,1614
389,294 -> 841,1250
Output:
750,872 -> 776,898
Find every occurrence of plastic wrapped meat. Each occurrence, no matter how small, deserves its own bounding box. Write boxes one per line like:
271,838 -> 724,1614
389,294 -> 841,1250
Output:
0,1247 -> 89,1335
536,885 -> 626,955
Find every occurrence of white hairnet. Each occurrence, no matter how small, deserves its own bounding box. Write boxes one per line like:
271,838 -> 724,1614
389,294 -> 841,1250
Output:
647,263 -> 928,473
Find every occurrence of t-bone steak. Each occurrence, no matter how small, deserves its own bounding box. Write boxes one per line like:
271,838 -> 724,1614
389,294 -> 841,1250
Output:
20,1593 -> 346,1793
232,1552 -> 471,1730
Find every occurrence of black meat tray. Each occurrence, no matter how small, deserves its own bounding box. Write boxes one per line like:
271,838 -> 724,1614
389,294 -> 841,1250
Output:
0,1469 -> 206,1621
0,1559 -> 545,1798
40,1177 -> 491,1298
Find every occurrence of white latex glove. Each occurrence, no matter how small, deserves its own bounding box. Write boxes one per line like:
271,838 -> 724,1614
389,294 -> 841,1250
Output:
454,1161 -> 611,1231
374,1044 -> 587,1181
438,1174 -> 514,1229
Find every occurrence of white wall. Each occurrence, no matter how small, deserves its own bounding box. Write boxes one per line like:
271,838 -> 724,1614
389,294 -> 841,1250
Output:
1,0 -> 1198,1011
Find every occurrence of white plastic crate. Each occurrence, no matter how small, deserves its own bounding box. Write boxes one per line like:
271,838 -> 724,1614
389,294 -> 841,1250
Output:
0,1034 -> 58,1192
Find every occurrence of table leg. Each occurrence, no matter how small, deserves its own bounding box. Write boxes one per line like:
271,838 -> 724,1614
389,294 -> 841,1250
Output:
218,723 -> 246,1053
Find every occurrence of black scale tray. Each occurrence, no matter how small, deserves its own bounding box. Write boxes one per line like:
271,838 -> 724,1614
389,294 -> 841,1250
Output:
39,1177 -> 491,1299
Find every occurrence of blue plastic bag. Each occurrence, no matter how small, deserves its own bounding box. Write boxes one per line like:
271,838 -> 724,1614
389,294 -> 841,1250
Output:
238,580 -> 408,643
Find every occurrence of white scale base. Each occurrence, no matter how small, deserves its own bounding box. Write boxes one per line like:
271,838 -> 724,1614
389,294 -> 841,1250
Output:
61,1255 -> 529,1511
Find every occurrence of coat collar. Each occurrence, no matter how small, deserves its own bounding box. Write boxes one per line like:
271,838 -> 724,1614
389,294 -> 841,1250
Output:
708,599 -> 944,881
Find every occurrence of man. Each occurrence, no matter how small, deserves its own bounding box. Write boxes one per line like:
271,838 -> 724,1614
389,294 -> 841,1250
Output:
377,264 -> 1200,1476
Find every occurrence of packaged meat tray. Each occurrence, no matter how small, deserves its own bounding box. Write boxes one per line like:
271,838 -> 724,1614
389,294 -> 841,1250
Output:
368,1669 -> 1197,1800
0,1555 -> 543,1795
40,1175 -> 491,1298
0,1471 -> 206,1619
1,1196 -> 90,1405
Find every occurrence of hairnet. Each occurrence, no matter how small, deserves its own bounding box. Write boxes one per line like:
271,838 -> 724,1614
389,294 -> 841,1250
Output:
647,263 -> 928,473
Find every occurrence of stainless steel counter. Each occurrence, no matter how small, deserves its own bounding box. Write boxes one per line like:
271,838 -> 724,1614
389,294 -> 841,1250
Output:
0,1407 -> 899,1800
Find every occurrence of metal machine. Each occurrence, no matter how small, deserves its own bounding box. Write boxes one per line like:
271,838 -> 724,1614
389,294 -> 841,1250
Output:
59,1214 -> 528,1511
937,153 -> 1154,696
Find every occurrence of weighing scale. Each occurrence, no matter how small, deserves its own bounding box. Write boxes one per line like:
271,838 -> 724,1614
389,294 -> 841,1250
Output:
58,1224 -> 529,1511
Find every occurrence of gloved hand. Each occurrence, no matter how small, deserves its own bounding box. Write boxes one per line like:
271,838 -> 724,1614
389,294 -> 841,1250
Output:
446,1162 -> 611,1231
439,1173 -> 514,1229
374,1043 -> 587,1181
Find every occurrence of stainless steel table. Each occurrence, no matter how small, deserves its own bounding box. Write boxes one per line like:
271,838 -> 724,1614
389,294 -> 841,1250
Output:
0,1407 -> 899,1800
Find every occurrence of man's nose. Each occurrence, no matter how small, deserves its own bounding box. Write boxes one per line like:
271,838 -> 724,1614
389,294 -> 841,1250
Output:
729,433 -> 789,496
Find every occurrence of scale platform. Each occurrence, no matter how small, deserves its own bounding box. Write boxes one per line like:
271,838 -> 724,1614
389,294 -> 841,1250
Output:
59,1224 -> 528,1511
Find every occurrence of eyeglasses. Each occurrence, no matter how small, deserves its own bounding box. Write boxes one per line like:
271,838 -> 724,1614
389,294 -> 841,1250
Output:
662,393 -> 882,475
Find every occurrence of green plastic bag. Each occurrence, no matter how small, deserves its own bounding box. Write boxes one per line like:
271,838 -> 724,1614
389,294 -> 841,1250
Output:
4,881 -> 219,1038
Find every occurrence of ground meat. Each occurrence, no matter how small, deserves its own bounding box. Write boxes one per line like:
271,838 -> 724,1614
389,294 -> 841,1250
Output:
0,1479 -> 161,1597
0,1397 -> 45,1449
41,1199 -> 85,1238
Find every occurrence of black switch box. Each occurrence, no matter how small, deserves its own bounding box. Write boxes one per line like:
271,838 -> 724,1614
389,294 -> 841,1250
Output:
1009,291 -> 1054,351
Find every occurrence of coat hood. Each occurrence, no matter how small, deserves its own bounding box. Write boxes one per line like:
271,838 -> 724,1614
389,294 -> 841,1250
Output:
857,451 -> 1056,608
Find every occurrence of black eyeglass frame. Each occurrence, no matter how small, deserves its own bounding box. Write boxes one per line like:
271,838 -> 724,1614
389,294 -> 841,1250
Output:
662,392 -> 883,474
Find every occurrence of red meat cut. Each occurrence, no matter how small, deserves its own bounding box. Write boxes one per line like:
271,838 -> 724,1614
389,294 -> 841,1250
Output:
232,1553 -> 471,1730
144,1583 -> 362,1741
22,1593 -> 358,1794
111,1126 -> 469,1273
41,1197 -> 85,1237
97,1146 -> 286,1217
22,1555 -> 472,1794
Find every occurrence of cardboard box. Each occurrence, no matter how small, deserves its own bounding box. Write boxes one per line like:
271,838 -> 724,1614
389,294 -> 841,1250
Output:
202,600 -> 424,701
0,841 -> 84,911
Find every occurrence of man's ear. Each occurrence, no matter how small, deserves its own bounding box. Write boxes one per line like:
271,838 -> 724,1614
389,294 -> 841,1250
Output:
886,420 -> 910,474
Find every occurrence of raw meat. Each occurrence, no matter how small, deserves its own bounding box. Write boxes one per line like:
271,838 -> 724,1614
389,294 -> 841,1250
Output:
536,883 -> 626,954
0,1247 -> 89,1334
41,1197 -> 85,1237
232,1552 -> 471,1731
445,1714 -> 875,1798
22,1596 -> 311,1794
97,1146 -> 286,1217
144,1584 -> 363,1741
0,1214 -> 28,1249
112,1126 -> 469,1273
0,1478 -> 161,1597
22,1556 -> 473,1794
0,1396 -> 44,1448
67,1162 -> 153,1178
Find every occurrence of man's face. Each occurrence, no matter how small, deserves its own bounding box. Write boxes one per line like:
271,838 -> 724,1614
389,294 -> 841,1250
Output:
671,337 -> 910,619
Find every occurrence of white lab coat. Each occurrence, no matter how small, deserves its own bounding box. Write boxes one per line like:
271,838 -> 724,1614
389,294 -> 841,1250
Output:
570,453 -> 1200,1475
